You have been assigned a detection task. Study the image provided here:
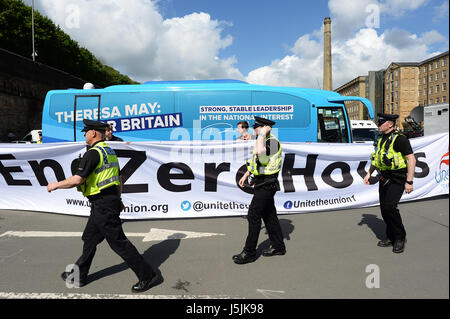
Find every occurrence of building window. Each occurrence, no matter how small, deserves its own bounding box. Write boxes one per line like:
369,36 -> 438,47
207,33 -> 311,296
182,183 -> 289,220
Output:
443,70 -> 447,79
395,70 -> 399,77
429,75 -> 433,82
436,73 -> 440,80
429,64 -> 433,70
386,93 -> 389,100
436,97 -> 440,103
395,91 -> 399,98
443,59 -> 447,66
443,96 -> 447,102
443,83 -> 447,91
436,85 -> 440,93
430,87 -> 433,94
436,61 -> 440,68
423,77 -> 426,84
395,80 -> 398,88
423,66 -> 427,73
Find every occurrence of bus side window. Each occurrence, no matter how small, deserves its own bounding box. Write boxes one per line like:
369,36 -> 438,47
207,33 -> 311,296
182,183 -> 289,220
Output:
317,107 -> 349,143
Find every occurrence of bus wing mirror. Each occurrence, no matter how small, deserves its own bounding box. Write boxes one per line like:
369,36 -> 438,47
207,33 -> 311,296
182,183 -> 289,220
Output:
328,97 -> 375,119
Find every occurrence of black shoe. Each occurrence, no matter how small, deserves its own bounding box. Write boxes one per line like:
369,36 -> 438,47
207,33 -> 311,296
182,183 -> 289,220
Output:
377,239 -> 393,247
131,273 -> 159,293
232,251 -> 257,264
262,246 -> 286,257
393,239 -> 406,253
61,271 -> 87,287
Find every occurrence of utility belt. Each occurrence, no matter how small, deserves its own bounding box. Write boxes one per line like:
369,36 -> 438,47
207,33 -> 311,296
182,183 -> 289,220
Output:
253,174 -> 280,190
87,185 -> 119,202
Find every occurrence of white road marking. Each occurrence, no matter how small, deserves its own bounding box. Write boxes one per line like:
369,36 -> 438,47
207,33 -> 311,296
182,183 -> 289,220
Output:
0,228 -> 225,242
0,292 -> 234,299
256,289 -> 285,299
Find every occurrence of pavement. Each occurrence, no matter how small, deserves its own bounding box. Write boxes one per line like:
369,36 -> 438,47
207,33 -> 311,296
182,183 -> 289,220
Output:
0,196 -> 448,300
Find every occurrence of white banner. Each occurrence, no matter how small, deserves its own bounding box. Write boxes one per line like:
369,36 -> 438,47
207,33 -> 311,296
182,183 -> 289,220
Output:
0,133 -> 448,219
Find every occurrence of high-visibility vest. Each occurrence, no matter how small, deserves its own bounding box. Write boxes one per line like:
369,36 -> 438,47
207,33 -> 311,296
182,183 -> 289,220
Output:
79,141 -> 120,197
371,130 -> 407,171
246,134 -> 282,176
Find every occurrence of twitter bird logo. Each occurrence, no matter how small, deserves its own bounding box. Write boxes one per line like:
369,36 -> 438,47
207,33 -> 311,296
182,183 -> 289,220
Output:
181,200 -> 191,211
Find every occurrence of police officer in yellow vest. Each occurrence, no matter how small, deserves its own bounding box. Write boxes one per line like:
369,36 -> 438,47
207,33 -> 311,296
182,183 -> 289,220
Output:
233,116 -> 286,264
363,113 -> 416,253
47,119 -> 158,292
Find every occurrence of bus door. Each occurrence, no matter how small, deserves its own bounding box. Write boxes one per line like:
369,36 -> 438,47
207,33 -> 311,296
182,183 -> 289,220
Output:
73,95 -> 101,141
317,107 -> 350,143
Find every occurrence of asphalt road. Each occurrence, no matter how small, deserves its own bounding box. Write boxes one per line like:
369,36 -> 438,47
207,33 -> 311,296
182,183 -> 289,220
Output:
0,196 -> 448,300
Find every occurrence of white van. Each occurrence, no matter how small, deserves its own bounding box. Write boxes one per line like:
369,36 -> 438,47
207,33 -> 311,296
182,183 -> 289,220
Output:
350,120 -> 378,143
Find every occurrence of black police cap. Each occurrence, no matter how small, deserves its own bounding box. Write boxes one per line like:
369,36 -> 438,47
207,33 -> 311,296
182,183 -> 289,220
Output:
377,113 -> 399,122
81,119 -> 108,132
253,116 -> 276,129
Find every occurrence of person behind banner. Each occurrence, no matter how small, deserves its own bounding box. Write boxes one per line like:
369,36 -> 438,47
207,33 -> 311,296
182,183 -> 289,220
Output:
47,119 -> 158,292
236,121 -> 255,140
233,116 -> 286,264
105,123 -> 124,141
363,113 -> 416,253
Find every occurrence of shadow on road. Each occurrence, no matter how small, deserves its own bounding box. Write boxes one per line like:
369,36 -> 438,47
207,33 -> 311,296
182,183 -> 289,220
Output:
87,236 -> 182,287
358,213 -> 386,240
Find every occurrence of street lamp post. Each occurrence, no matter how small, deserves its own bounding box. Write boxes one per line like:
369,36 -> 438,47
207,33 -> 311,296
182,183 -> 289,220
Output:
31,0 -> 36,61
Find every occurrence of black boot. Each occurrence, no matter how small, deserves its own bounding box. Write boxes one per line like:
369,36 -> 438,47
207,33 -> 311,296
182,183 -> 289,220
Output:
232,251 -> 257,264
262,246 -> 286,257
377,239 -> 392,247
131,272 -> 159,293
393,239 -> 406,253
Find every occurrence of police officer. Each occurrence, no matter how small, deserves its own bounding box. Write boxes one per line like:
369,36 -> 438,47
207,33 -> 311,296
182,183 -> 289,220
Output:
47,119 -> 158,292
233,116 -> 286,264
363,113 -> 416,253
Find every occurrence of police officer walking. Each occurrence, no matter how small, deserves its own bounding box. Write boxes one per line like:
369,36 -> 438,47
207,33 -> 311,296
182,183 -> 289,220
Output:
47,119 -> 158,292
363,113 -> 416,253
233,116 -> 286,264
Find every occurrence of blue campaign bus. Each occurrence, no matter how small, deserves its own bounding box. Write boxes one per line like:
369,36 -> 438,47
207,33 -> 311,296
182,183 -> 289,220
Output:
41,79 -> 374,143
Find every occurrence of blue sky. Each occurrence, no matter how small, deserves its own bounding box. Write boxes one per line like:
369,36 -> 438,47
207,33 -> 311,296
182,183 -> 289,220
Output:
25,0 -> 449,89
158,0 -> 328,75
157,0 -> 449,74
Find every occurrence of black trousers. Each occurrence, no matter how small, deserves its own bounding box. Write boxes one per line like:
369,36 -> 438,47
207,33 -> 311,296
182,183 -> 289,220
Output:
244,184 -> 285,254
74,194 -> 154,281
379,179 -> 407,242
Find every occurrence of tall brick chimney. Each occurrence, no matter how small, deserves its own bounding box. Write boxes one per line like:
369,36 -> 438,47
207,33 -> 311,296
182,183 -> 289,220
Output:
323,17 -> 332,91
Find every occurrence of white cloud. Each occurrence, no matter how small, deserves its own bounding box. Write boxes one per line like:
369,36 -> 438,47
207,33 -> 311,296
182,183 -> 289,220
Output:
26,0 -> 243,83
24,0 -> 447,90
246,0 -> 445,89
247,27 -> 446,90
380,0 -> 430,16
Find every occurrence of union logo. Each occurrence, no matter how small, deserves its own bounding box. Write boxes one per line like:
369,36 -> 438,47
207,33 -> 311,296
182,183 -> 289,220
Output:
435,147 -> 449,188
439,148 -> 449,169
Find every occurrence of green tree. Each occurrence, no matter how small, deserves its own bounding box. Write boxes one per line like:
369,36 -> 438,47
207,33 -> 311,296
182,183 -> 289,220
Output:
0,0 -> 138,86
